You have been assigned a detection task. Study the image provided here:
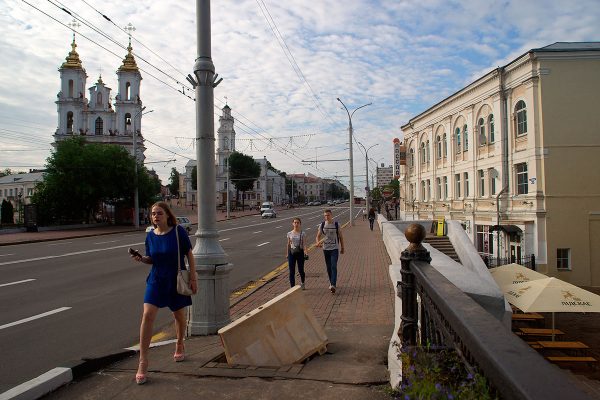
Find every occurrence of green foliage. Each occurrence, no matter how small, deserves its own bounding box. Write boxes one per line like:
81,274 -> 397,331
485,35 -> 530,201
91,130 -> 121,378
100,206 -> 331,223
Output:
399,345 -> 496,400
168,167 -> 180,197
229,151 -> 261,195
371,187 -> 382,201
32,137 -> 158,224
1,199 -> 14,223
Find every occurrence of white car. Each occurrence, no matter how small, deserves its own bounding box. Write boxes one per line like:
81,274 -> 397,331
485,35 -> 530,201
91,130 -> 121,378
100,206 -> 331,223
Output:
262,209 -> 276,218
176,216 -> 192,232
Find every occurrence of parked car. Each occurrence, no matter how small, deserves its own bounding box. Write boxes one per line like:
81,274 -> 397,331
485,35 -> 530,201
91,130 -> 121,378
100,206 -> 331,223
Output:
262,209 -> 276,218
145,225 -> 154,233
176,216 -> 192,232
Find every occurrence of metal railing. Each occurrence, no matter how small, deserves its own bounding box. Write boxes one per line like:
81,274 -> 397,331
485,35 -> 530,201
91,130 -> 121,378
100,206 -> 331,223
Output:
481,254 -> 536,270
399,223 -> 591,400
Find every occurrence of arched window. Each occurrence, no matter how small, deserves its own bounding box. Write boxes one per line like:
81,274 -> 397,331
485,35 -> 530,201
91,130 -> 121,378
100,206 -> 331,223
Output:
455,127 -> 461,153
224,136 -> 229,150
478,118 -> 486,146
443,133 -> 447,158
125,82 -> 131,100
409,148 -> 415,167
426,140 -> 430,163
97,92 -> 103,107
489,114 -> 495,143
95,117 -> 103,135
125,113 -> 132,131
463,124 -> 468,151
421,180 -> 426,200
515,100 -> 527,136
436,136 -> 442,159
68,80 -> 74,97
420,142 -> 426,164
66,111 -> 74,133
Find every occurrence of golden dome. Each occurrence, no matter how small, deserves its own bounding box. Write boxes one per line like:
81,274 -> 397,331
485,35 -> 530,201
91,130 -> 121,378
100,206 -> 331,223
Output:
61,37 -> 83,69
118,39 -> 139,72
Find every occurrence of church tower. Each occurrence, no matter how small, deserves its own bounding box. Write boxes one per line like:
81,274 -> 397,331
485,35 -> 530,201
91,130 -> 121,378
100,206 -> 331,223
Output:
55,35 -> 88,136
215,104 -> 236,206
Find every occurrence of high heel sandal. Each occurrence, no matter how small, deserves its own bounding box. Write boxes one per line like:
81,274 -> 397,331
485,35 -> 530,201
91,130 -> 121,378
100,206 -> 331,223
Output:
135,361 -> 148,385
173,343 -> 185,362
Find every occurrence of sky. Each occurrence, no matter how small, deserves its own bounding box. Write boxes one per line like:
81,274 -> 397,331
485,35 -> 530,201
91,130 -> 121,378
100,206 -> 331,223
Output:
1,0 -> 599,195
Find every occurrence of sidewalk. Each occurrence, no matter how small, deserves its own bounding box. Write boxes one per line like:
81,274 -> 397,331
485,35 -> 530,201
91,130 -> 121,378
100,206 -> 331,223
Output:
37,217 -> 396,400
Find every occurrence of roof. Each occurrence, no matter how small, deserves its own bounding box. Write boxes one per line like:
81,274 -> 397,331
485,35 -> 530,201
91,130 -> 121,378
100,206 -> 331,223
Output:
536,42 -> 600,51
0,172 -> 45,185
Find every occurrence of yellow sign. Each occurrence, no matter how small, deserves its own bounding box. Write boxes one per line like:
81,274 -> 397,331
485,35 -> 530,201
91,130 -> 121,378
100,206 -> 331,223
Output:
436,218 -> 445,236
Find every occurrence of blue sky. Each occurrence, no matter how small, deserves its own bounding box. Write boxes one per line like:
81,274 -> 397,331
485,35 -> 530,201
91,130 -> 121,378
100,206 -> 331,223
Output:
1,0 -> 599,194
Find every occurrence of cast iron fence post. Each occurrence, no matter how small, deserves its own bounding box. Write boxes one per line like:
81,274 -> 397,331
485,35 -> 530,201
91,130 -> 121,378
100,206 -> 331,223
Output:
399,223 -> 431,346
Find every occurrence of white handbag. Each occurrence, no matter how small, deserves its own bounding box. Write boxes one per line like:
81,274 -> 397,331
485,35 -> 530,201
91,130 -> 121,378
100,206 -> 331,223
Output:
175,226 -> 194,296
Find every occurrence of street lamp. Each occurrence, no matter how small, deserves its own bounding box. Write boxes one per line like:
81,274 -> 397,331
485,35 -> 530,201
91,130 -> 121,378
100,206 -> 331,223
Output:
337,98 -> 372,226
130,106 -> 153,229
357,142 -> 378,213
17,189 -> 23,226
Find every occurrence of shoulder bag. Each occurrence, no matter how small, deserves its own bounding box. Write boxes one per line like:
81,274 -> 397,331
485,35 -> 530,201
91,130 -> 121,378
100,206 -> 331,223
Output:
175,226 -> 194,296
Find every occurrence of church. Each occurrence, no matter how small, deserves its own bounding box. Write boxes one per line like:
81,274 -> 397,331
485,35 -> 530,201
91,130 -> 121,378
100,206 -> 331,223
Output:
52,35 -> 146,163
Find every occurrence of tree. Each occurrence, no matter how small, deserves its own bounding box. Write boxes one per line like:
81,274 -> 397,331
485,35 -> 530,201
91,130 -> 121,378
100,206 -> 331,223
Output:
1,199 -> 14,224
32,137 -> 158,225
168,167 -> 180,197
229,151 -> 261,208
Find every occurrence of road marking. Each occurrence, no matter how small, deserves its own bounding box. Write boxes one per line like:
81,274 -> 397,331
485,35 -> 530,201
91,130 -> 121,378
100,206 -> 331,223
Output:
47,241 -> 73,246
123,233 -> 141,237
219,238 -> 230,242
94,240 -> 118,245
0,278 -> 36,288
0,242 -> 144,267
257,242 -> 270,247
275,226 -> 282,229
0,307 -> 71,331
252,231 -> 263,234
0,253 -> 15,257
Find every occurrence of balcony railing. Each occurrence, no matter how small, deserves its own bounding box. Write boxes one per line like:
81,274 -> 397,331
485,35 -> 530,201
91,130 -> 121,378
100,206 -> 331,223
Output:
399,223 -> 590,400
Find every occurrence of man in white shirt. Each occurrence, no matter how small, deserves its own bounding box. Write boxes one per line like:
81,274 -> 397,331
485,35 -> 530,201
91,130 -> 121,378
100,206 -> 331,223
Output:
316,209 -> 345,293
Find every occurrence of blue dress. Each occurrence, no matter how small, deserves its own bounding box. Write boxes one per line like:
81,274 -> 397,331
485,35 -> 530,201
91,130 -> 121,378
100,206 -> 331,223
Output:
144,225 -> 193,311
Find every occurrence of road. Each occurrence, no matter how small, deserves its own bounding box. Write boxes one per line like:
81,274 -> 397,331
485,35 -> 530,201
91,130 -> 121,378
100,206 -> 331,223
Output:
0,205 -> 351,393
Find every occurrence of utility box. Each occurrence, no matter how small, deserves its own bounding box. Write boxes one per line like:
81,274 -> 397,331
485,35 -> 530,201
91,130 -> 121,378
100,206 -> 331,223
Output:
218,285 -> 327,366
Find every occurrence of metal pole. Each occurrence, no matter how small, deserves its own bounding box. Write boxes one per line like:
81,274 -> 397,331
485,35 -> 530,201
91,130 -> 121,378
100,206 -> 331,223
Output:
132,106 -> 146,229
189,0 -> 231,335
226,164 -> 230,220
337,98 -> 371,226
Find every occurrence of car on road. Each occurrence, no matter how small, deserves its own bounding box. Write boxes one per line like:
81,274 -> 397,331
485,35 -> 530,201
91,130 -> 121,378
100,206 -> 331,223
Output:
261,209 -> 276,218
260,201 -> 275,215
176,216 -> 192,232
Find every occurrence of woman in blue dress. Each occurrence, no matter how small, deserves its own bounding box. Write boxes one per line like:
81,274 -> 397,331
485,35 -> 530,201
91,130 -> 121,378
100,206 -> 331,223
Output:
130,201 -> 197,384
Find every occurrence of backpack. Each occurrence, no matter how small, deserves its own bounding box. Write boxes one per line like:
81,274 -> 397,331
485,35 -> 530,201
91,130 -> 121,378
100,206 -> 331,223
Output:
320,221 -> 340,242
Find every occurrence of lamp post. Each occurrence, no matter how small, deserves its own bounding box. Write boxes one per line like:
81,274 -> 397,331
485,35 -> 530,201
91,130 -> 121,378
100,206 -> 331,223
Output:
337,98 -> 372,226
131,106 -> 153,229
17,190 -> 23,226
358,142 -> 378,213
186,0 -> 231,335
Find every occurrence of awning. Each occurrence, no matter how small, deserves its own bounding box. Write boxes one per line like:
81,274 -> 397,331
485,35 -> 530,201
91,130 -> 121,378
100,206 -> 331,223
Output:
490,224 -> 522,234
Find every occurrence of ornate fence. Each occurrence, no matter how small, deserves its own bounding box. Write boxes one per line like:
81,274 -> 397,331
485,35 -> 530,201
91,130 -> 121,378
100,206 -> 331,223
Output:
481,253 -> 536,270
399,223 -> 590,400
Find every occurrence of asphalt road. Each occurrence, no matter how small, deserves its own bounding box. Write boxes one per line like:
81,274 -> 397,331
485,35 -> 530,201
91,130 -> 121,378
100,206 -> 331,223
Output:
0,205 -> 351,393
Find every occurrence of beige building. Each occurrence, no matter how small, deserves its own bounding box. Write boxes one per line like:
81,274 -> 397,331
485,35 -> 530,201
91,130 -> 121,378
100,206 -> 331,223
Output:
400,42 -> 600,286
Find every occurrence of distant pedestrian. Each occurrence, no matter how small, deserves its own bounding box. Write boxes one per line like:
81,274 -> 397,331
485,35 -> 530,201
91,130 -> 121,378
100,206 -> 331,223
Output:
368,207 -> 376,231
286,217 -> 306,289
316,209 -> 345,294
129,201 -> 197,385
362,208 -> 367,220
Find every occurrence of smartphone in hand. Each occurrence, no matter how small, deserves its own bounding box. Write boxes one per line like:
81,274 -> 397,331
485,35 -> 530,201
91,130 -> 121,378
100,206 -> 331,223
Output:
128,248 -> 142,258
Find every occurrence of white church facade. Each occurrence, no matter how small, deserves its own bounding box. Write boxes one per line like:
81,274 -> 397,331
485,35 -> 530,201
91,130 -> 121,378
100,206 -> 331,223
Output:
53,36 -> 146,163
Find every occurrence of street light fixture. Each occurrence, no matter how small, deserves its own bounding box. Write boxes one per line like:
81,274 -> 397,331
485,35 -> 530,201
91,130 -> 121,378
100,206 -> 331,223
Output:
337,98 -> 372,226
357,142 -> 378,213
130,106 -> 153,229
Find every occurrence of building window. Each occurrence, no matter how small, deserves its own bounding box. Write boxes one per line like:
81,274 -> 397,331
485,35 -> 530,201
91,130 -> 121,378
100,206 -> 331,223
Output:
455,173 -> 461,198
489,168 -> 496,195
420,142 -> 426,164
436,178 -> 441,200
68,79 -> 74,97
476,225 -> 493,255
125,113 -> 132,131
409,183 -> 414,201
516,163 -> 528,194
443,176 -> 448,199
455,127 -> 461,153
515,100 -> 527,136
125,82 -> 131,100
478,118 -> 486,146
27,188 -> 33,196
426,140 -> 430,163
489,114 -> 495,143
436,136 -> 442,159
427,179 -> 431,201
478,170 -> 485,197
463,124 -> 468,151
67,111 -> 74,133
421,180 -> 426,200
557,248 -> 571,270
224,182 -> 228,189
97,92 -> 103,107
464,172 -> 469,197
409,148 -> 415,167
443,133 -> 447,158
95,117 -> 103,135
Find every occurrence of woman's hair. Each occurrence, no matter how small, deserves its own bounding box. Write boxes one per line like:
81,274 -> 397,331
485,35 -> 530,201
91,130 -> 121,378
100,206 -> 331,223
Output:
293,217 -> 302,224
151,201 -> 177,227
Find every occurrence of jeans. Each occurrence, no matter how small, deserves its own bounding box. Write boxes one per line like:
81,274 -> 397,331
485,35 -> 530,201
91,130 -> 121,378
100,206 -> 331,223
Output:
323,249 -> 339,287
287,250 -> 305,287
369,217 -> 375,230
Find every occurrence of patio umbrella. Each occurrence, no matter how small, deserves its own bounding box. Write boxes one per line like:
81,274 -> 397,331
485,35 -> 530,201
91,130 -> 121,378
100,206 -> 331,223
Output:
489,263 -> 547,292
504,277 -> 600,340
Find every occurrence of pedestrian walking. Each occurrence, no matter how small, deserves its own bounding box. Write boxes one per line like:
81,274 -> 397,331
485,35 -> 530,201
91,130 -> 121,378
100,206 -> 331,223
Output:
286,217 -> 306,289
316,209 -> 345,294
368,207 -> 376,231
129,201 -> 197,385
